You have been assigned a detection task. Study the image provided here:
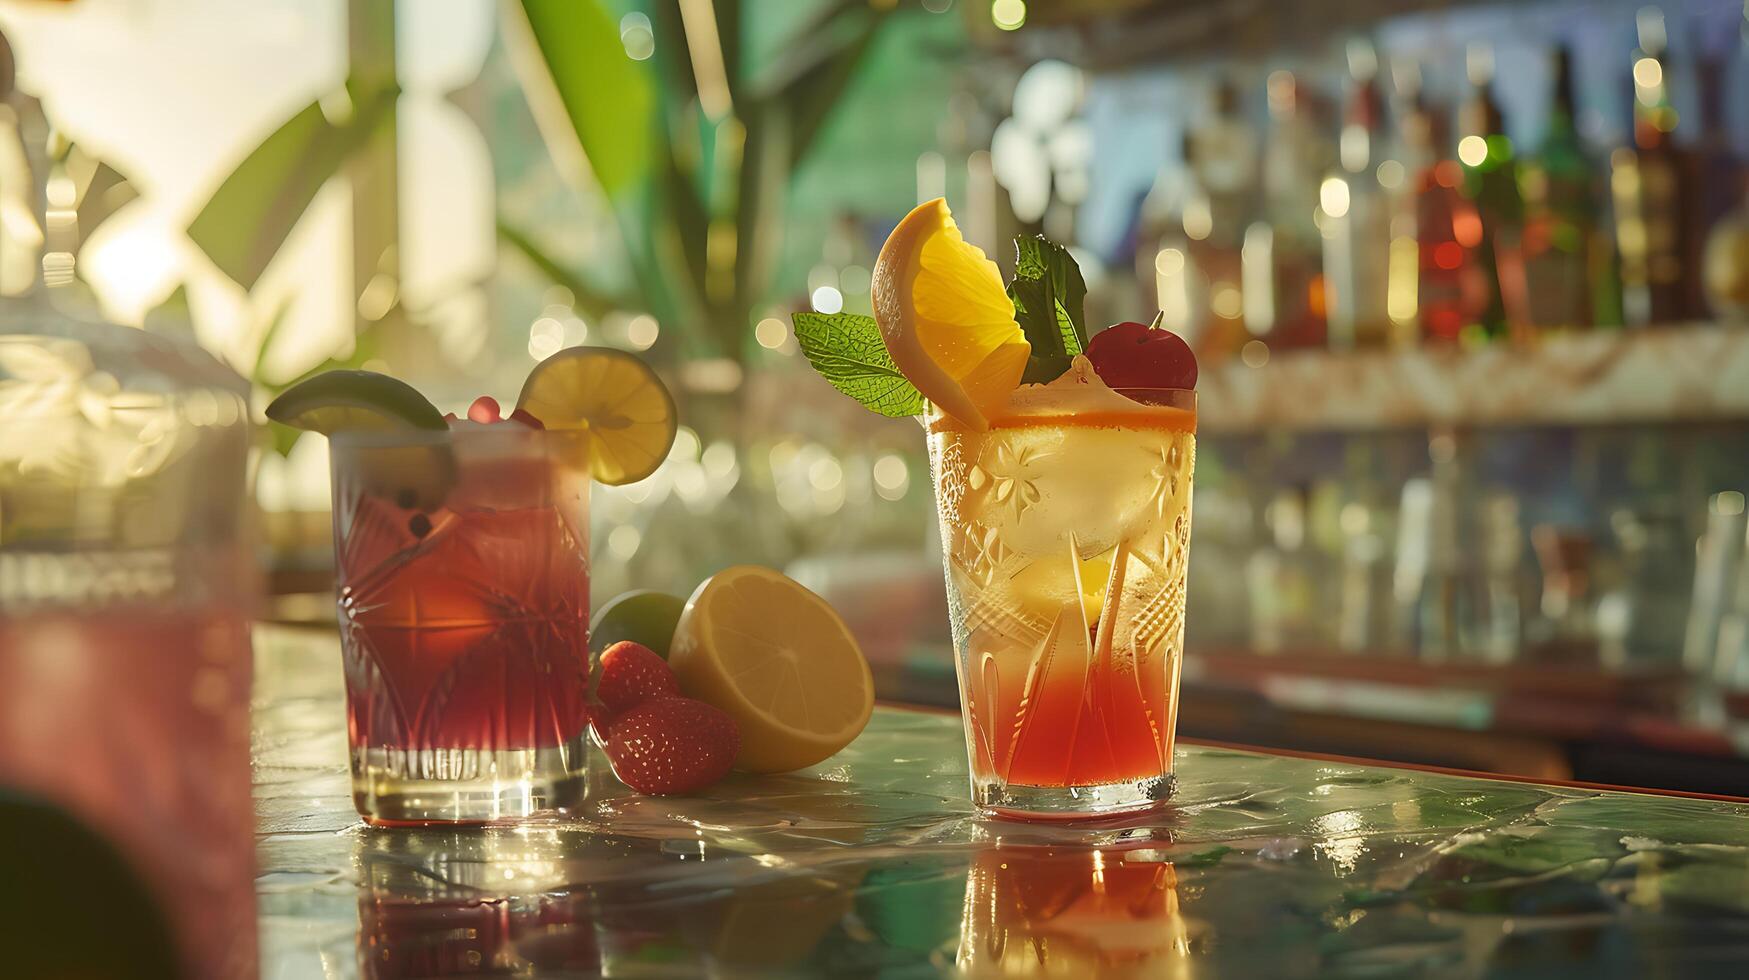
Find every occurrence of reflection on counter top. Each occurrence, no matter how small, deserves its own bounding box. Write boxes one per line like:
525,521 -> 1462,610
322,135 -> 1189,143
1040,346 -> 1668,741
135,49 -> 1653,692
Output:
256,627 -> 1749,978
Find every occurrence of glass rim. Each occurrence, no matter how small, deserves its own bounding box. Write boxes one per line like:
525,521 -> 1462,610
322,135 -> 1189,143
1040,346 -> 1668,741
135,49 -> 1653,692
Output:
1109,387 -> 1197,410
327,424 -> 587,450
921,387 -> 1197,428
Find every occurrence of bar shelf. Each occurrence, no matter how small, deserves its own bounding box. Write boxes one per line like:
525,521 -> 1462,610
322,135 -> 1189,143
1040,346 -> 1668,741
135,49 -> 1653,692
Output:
1198,324 -> 1749,434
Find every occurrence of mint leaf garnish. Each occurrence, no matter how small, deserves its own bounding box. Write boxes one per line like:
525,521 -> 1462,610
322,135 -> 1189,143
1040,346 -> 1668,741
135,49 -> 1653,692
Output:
791,312 -> 926,418
1007,235 -> 1087,384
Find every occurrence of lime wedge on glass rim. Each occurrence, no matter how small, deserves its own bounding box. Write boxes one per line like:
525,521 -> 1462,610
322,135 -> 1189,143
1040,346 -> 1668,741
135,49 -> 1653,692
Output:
265,370 -> 456,510
516,347 -> 677,486
264,370 -> 447,434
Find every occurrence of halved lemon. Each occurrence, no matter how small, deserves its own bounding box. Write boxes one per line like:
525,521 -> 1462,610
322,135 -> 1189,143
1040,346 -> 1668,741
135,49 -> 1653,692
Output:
516,346 -> 677,486
872,198 -> 1030,430
669,565 -> 874,774
264,370 -> 446,433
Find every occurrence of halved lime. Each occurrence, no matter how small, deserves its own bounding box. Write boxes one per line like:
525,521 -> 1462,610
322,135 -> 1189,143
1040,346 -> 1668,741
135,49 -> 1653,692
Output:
590,589 -> 687,658
264,370 -> 446,434
516,347 -> 677,486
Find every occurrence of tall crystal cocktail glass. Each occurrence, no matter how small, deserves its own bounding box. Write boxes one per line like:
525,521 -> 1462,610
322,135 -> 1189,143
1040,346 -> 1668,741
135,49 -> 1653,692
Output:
927,389 -> 1195,818
331,424 -> 592,824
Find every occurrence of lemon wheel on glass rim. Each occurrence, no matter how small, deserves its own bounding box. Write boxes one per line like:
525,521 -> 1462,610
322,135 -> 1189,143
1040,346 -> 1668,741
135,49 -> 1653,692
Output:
516,346 -> 678,485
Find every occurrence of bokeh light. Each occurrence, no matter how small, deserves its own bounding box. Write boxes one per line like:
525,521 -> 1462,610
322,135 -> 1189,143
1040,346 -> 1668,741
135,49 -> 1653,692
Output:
754,317 -> 789,350
626,314 -> 660,350
810,285 -> 844,314
619,12 -> 654,61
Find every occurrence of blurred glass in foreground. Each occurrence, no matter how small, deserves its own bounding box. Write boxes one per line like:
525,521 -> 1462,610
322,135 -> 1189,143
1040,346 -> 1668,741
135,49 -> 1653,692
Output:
0,303 -> 259,974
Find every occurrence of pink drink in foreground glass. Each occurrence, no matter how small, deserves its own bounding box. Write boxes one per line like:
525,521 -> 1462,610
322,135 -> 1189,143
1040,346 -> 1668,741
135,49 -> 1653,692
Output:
0,610 -> 258,976
0,320 -> 259,976
332,424 -> 592,824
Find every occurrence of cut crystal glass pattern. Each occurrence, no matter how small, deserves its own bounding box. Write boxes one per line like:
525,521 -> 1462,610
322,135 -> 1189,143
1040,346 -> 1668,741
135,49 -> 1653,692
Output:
931,421 -> 1195,793
340,505 -> 590,758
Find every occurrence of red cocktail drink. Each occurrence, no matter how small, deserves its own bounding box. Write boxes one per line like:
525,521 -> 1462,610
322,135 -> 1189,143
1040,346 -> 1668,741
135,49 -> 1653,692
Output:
333,424 -> 592,823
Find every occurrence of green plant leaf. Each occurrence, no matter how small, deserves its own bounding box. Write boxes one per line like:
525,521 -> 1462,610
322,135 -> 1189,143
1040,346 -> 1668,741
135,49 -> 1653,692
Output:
791,311 -> 924,418
515,0 -> 655,199
260,326 -> 384,457
247,299 -> 294,387
764,1 -> 881,169
496,218 -> 623,320
188,85 -> 396,290
261,324 -> 380,395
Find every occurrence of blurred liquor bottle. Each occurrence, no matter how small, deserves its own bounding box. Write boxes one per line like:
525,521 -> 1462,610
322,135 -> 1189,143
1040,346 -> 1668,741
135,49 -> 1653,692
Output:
1689,48 -> 1743,316
1457,44 -> 1523,341
1519,46 -> 1617,330
1404,85 -> 1474,345
1598,504 -> 1690,669
1137,143 -> 1202,342
1381,59 -> 1424,347
1683,491 -> 1746,680
1337,443 -> 1394,653
1320,40 -> 1394,350
1183,489 -> 1258,651
1185,76 -> 1259,362
1706,198 -> 1749,319
1610,8 -> 1697,326
1396,432 -> 1487,659
1246,486 -> 1324,653
1337,501 -> 1392,653
1478,491 -> 1527,662
1530,525 -> 1598,660
1252,70 -> 1330,350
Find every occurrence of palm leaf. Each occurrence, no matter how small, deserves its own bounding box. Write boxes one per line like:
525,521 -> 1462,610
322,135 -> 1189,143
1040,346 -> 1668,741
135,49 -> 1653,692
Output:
188,85 -> 396,289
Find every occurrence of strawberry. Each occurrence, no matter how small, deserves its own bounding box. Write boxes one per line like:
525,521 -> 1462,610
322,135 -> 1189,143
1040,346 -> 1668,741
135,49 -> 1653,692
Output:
602,696 -> 739,795
590,712 -> 616,746
596,641 -> 679,714
1084,320 -> 1198,391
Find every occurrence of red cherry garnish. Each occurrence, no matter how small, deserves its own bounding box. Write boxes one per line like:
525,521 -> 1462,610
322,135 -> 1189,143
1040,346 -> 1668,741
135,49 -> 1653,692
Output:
1085,321 -> 1198,391
467,395 -> 502,424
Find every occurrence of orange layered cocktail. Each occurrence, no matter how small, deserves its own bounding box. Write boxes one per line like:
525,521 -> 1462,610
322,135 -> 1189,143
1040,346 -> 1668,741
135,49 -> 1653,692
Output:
794,197 -> 1199,818
929,363 -> 1194,815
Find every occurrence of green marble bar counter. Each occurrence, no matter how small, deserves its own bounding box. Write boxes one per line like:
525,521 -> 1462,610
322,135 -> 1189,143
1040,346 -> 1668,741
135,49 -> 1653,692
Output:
254,627 -> 1749,978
